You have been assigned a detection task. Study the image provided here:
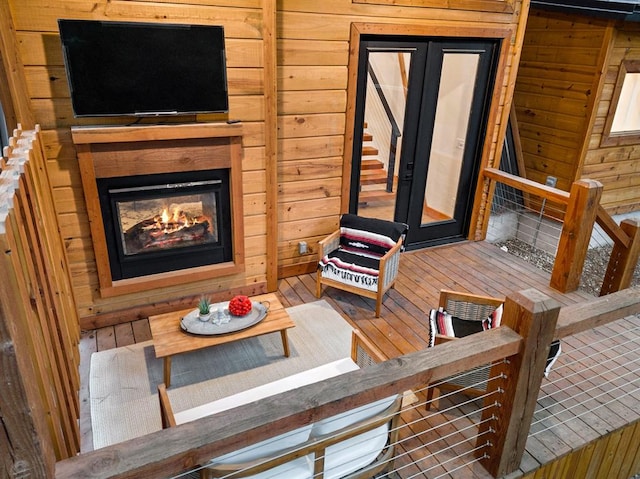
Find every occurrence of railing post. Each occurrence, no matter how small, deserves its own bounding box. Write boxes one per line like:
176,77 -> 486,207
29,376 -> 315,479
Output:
550,179 -> 602,292
600,218 -> 640,296
477,289 -> 561,477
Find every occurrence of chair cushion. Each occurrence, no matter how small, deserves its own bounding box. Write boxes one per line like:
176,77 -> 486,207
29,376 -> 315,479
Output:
339,214 -> 408,258
318,250 -> 380,292
428,307 -> 493,347
488,304 -> 503,328
429,308 -> 562,377
544,340 -> 561,378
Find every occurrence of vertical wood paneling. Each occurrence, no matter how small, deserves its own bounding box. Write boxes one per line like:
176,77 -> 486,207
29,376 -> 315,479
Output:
5,0 -> 527,319
584,24 -> 640,214
513,10 -> 610,192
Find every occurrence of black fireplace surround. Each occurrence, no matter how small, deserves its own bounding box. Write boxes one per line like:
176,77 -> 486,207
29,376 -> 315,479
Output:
97,168 -> 232,280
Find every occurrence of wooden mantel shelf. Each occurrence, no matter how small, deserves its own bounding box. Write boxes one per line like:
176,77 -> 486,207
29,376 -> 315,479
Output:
72,121 -> 245,298
71,121 -> 243,144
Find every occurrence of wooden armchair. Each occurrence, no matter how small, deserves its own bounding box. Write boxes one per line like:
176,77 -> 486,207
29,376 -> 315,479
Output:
426,289 -> 504,409
316,214 -> 408,317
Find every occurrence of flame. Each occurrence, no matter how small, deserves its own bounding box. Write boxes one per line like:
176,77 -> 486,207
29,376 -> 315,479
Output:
172,207 -> 181,224
161,208 -> 170,224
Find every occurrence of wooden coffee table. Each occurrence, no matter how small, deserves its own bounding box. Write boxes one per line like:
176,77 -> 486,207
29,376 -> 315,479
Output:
149,293 -> 294,387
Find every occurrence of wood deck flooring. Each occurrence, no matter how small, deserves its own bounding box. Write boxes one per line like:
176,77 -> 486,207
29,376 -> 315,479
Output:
79,241 -> 640,478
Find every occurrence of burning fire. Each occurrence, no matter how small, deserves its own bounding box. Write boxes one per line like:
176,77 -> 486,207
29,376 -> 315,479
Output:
156,206 -> 199,233
123,202 -> 212,253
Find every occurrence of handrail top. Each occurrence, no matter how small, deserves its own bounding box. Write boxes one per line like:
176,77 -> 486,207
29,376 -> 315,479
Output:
555,285 -> 640,339
484,167 -> 570,205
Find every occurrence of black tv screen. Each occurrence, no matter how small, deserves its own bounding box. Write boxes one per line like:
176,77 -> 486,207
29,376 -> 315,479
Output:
58,19 -> 229,117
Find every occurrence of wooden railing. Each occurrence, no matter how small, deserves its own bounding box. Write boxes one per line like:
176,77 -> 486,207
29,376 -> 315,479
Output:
51,286 -> 640,479
1,126 -> 81,476
483,168 -> 640,295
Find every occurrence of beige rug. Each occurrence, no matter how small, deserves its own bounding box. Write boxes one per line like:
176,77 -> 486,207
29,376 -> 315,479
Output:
89,300 -> 353,449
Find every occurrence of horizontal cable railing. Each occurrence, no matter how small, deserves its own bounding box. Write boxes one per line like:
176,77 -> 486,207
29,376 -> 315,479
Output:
483,168 -> 640,296
56,325 -> 523,479
56,287 -> 639,479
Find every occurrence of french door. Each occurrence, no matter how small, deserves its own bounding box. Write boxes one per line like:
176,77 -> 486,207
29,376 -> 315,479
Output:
350,37 -> 499,250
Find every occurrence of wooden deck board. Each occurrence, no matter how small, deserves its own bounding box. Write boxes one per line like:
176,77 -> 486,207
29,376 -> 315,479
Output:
79,241 -> 640,478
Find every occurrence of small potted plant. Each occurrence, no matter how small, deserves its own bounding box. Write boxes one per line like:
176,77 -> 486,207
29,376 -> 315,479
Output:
197,297 -> 212,321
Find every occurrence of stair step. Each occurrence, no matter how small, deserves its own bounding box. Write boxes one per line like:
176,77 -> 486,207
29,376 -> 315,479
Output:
359,189 -> 395,205
362,146 -> 378,156
360,169 -> 388,185
361,159 -> 384,170
363,132 -> 373,142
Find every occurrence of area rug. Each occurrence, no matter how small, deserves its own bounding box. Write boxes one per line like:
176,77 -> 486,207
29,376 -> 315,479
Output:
89,300 -> 353,449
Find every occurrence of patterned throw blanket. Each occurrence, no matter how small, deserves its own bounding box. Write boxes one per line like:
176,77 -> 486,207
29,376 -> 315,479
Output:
319,214 -> 408,292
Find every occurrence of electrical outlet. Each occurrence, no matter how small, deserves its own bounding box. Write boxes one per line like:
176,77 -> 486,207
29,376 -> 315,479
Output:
298,241 -> 308,254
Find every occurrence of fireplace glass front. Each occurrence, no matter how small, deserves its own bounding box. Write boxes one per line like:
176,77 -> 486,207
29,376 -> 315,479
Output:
98,169 -> 232,281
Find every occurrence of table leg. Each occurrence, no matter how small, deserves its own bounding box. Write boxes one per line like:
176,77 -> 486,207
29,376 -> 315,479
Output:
280,330 -> 290,357
164,356 -> 172,387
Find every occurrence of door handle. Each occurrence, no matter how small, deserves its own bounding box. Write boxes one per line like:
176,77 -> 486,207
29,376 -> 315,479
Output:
401,163 -> 414,180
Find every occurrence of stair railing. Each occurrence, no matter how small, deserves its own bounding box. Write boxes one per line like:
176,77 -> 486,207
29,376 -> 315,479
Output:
367,63 -> 401,192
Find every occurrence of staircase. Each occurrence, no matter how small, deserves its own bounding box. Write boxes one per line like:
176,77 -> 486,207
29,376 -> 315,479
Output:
358,127 -> 396,206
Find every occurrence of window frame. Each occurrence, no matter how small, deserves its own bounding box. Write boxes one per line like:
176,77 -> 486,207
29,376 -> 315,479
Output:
601,59 -> 640,147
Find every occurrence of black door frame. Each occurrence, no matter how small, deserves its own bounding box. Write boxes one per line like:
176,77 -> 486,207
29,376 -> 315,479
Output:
341,23 -> 514,248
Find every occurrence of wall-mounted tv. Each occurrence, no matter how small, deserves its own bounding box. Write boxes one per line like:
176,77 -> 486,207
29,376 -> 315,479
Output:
58,19 -> 229,117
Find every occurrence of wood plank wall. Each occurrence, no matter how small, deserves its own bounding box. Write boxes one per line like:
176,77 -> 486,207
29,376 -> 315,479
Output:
584,22 -> 640,215
9,0 -> 271,323
276,0 -> 525,276
4,0 -> 527,324
513,9 -> 611,194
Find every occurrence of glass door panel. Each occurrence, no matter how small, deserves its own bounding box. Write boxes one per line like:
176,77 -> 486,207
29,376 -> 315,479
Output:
357,50 -> 413,222
422,53 -> 479,225
350,37 -> 499,250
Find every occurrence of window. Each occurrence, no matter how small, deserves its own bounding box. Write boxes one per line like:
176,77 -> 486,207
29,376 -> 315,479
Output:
602,60 -> 640,147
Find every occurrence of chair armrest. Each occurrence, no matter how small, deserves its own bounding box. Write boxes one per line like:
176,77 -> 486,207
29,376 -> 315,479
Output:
438,290 -> 504,309
378,236 -> 403,289
352,329 -> 387,366
318,230 -> 340,260
434,334 -> 458,345
158,383 -> 177,428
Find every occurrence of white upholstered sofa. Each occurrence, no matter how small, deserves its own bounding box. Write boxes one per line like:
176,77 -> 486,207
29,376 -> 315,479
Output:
158,331 -> 401,479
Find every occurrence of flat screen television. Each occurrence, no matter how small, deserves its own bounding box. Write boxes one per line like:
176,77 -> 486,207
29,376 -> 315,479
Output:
58,19 -> 229,117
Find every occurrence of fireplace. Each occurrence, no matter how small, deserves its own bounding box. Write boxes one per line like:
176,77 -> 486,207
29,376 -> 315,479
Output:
72,123 -> 245,297
98,169 -> 232,280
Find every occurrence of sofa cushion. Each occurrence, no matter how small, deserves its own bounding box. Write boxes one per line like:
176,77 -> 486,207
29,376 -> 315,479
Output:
207,455 -> 312,479
210,425 -> 313,464
198,358 -> 361,478
174,358 -> 359,424
323,423 -> 390,479
311,395 -> 397,436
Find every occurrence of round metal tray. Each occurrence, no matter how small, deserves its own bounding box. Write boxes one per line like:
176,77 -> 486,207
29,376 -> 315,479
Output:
180,301 -> 268,336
